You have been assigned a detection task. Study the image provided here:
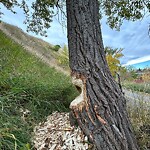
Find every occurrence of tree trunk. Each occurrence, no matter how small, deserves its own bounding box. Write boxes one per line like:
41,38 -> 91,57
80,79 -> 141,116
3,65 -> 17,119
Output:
66,0 -> 139,149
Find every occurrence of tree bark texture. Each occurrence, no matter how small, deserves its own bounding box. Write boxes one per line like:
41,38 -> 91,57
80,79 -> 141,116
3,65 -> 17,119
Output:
66,0 -> 139,150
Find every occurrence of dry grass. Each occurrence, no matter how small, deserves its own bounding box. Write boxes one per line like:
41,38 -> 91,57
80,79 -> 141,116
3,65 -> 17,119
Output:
127,97 -> 150,149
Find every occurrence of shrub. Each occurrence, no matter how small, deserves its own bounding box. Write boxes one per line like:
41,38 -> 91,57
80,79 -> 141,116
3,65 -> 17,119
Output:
58,45 -> 69,67
52,45 -> 61,51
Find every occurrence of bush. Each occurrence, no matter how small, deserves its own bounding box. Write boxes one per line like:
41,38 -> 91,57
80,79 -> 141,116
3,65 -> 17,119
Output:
52,45 -> 61,51
58,45 -> 69,67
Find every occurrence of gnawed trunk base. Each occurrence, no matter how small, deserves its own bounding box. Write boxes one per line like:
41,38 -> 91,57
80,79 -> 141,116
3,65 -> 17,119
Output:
69,72 -> 139,150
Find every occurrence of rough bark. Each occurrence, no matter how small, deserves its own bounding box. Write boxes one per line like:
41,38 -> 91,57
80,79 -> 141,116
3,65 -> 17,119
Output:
66,0 -> 139,150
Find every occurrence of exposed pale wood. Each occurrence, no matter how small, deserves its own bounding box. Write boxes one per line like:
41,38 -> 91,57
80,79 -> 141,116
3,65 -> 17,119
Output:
70,76 -> 85,109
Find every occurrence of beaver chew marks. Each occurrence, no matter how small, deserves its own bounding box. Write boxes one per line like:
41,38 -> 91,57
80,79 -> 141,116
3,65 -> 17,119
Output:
70,76 -> 85,109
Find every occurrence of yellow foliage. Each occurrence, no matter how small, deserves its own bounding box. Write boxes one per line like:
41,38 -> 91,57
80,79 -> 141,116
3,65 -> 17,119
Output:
142,72 -> 150,82
106,55 -> 119,76
105,47 -> 123,77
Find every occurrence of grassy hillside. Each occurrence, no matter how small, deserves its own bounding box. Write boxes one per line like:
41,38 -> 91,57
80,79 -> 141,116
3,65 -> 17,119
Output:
0,30 -> 78,149
0,22 -> 55,58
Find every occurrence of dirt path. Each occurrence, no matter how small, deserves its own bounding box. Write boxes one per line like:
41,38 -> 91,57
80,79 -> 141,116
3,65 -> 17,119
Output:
124,89 -> 150,105
0,22 -> 70,76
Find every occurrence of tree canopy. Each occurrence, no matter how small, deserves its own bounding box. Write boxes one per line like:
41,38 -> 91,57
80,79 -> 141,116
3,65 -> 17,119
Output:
1,0 -> 150,35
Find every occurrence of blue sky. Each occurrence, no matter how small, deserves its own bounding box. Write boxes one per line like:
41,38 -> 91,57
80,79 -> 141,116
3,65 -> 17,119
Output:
1,3 -> 150,66
132,60 -> 150,69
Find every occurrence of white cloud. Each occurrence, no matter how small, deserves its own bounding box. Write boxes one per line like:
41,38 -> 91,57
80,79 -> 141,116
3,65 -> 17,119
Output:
123,55 -> 150,66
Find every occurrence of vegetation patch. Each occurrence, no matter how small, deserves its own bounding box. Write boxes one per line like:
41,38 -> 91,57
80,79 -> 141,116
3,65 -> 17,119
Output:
52,45 -> 61,52
123,81 -> 150,94
0,31 -> 78,149
127,100 -> 150,150
57,45 -> 69,68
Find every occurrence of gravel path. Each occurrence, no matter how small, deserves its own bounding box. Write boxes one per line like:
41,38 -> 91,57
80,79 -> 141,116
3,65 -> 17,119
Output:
124,89 -> 150,105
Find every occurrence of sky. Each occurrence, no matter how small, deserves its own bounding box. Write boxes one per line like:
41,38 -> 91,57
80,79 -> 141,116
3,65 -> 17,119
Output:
132,60 -> 150,69
1,3 -> 150,67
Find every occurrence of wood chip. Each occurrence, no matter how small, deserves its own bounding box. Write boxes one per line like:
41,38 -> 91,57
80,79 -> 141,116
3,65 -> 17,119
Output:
33,112 -> 94,150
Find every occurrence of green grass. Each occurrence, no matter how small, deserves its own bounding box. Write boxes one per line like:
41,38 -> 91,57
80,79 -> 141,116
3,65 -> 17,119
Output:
123,81 -> 150,94
0,30 -> 78,150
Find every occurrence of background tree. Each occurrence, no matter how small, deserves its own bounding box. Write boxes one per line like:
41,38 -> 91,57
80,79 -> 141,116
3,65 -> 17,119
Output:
105,46 -> 123,77
58,44 -> 69,67
126,66 -> 139,81
1,0 -> 150,149
119,66 -> 128,81
141,68 -> 150,82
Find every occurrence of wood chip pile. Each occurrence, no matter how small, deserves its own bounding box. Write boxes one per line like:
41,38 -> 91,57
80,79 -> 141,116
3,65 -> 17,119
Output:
33,112 -> 94,150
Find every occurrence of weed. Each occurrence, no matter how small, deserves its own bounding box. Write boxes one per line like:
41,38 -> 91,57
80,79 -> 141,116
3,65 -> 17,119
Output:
127,95 -> 150,149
